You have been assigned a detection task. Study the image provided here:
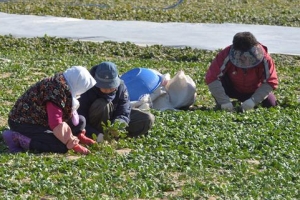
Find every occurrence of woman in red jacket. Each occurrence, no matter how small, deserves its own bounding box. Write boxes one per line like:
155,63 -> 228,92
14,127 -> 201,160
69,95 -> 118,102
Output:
205,32 -> 278,111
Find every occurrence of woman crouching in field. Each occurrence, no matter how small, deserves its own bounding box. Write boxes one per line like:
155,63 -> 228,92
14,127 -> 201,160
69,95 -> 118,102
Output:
2,66 -> 97,155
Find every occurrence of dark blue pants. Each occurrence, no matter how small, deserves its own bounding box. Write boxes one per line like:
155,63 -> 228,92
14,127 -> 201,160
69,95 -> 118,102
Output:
8,115 -> 86,153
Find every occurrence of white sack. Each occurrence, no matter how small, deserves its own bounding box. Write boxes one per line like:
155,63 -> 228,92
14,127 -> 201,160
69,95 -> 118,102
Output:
165,70 -> 196,108
152,70 -> 196,110
151,87 -> 176,111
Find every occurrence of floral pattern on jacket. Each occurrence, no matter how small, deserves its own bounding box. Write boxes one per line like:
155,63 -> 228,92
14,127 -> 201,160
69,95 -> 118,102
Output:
9,73 -> 73,127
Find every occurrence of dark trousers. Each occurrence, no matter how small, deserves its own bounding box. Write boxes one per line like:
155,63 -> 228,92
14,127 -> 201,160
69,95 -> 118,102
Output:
87,98 -> 155,138
8,115 -> 85,153
221,75 -> 277,108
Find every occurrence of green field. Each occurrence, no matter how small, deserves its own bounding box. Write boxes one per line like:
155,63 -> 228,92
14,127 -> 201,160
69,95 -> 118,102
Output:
0,0 -> 299,199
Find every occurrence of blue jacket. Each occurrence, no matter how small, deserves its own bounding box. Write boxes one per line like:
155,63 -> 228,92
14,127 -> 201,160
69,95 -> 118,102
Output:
78,74 -> 131,135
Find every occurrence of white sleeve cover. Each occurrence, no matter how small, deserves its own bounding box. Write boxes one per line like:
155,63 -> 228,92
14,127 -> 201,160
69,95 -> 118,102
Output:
208,80 -> 231,105
252,83 -> 273,105
53,122 -> 79,149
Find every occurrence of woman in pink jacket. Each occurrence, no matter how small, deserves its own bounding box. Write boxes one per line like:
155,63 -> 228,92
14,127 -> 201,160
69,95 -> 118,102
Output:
205,32 -> 278,111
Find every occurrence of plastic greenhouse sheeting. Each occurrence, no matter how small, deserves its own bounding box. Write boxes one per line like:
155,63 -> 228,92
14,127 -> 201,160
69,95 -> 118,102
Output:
1,12 -> 300,56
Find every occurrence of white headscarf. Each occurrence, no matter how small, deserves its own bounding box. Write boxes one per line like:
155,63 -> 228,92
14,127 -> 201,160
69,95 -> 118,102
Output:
63,66 -> 96,111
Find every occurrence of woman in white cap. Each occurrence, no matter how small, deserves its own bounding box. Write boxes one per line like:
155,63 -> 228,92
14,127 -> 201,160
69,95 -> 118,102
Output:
205,32 -> 278,111
2,66 -> 96,154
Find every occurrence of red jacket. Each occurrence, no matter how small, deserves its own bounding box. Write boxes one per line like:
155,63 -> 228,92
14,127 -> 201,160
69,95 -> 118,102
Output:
205,45 -> 278,94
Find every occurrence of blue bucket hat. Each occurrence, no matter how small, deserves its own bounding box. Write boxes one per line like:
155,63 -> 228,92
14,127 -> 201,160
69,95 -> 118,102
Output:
94,62 -> 121,89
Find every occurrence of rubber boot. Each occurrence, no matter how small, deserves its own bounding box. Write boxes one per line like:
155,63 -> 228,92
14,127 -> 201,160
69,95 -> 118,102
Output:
16,132 -> 31,151
72,144 -> 91,155
77,130 -> 96,145
2,130 -> 24,153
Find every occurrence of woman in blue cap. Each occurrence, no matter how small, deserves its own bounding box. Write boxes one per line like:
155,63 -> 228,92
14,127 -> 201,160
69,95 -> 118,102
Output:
78,61 -> 155,141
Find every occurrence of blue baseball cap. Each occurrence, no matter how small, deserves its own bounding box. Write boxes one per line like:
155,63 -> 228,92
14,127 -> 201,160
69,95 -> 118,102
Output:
94,62 -> 121,89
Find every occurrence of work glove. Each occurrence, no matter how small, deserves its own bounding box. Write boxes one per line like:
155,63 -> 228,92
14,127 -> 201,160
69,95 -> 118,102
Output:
241,98 -> 255,111
97,133 -> 104,143
72,144 -> 90,155
221,102 -> 234,111
77,129 -> 96,145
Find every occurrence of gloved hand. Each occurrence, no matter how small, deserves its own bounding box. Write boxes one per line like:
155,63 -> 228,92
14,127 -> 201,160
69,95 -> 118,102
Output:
241,98 -> 255,111
72,144 -> 90,155
221,102 -> 234,111
77,129 -> 96,145
97,133 -> 104,143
